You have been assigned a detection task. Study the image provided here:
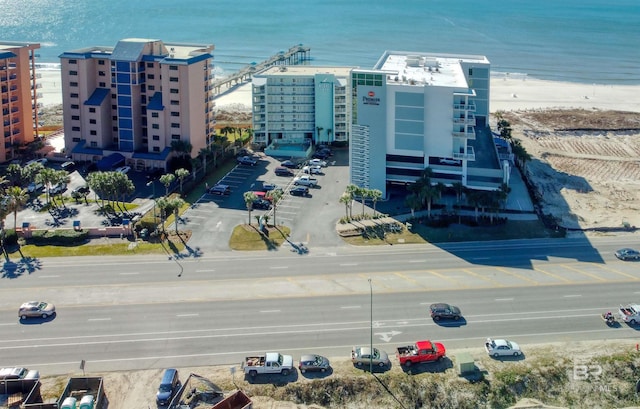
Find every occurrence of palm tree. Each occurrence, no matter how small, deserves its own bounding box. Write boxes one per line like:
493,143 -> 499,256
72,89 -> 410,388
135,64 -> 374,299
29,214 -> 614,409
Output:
198,147 -> 211,174
345,184 -> 359,219
339,193 -> 352,220
243,191 -> 258,225
326,129 -> 333,144
5,164 -> 23,187
316,126 -> 323,143
369,189 -> 383,216
159,174 -> 176,196
6,186 -> 28,230
168,197 -> 186,234
405,193 -> 422,217
266,189 -> 283,226
452,182 -> 465,204
35,167 -> 57,205
174,168 -> 190,195
156,197 -> 170,235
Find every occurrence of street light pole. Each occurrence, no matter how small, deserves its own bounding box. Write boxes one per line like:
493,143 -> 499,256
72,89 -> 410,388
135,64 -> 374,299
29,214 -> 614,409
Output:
368,278 -> 373,374
146,180 -> 157,228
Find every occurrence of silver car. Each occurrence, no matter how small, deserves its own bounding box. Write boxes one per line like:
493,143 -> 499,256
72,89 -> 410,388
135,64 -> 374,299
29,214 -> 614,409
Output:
298,354 -> 330,373
19,301 -> 56,320
351,346 -> 390,368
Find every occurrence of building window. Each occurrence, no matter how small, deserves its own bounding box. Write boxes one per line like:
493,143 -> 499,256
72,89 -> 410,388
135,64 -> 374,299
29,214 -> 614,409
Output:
170,100 -> 179,105
69,70 -> 78,76
148,74 -> 155,79
70,82 -> 78,87
147,62 -> 154,68
171,134 -> 180,140
142,137 -> 148,144
169,65 -> 178,70
148,85 -> 155,91
72,126 -> 80,132
70,104 -> 79,109
171,112 -> 180,117
112,116 -> 117,120
71,115 -> 80,120
112,104 -> 117,110
70,93 -> 79,98
90,141 -> 98,147
89,119 -> 96,124
99,71 -> 105,76
99,82 -> 106,87
98,60 -> 105,65
170,88 -> 179,94
152,124 -> 159,129
153,135 -> 160,141
171,123 -> 180,128
152,112 -> 159,118
468,68 -> 473,76
72,137 -> 80,142
153,147 -> 160,152
112,126 -> 118,131
111,94 -> 116,99
68,59 -> 77,64
141,95 -> 146,104
169,77 -> 179,82
89,107 -> 96,113
90,130 -> 97,136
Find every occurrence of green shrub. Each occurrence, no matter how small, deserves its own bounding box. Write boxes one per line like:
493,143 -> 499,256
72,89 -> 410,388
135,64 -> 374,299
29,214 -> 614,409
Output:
28,229 -> 89,246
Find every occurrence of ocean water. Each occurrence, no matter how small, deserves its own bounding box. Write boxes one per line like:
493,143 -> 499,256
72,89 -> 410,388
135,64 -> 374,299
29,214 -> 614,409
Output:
1,0 -> 638,84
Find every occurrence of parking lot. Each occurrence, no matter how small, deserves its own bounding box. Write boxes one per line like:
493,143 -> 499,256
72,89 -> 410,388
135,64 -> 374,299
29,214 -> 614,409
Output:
181,148 -> 351,252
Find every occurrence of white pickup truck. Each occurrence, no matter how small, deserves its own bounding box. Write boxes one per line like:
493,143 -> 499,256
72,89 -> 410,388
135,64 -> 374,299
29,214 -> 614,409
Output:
241,352 -> 293,377
619,303 -> 640,324
293,175 -> 318,187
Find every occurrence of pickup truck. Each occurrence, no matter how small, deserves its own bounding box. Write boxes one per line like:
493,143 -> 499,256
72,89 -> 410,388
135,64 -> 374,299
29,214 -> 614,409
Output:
619,303 -> 640,324
293,175 -> 318,187
241,352 -> 293,377
396,340 -> 446,367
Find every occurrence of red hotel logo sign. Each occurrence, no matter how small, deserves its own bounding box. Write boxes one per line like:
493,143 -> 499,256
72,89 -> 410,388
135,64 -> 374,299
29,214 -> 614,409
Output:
363,90 -> 380,106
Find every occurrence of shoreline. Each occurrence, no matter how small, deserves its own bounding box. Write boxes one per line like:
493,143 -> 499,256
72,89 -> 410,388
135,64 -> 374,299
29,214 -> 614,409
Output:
36,69 -> 640,113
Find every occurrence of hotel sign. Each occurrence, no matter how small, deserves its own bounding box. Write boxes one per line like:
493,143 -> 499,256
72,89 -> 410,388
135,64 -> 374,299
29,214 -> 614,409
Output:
362,90 -> 380,106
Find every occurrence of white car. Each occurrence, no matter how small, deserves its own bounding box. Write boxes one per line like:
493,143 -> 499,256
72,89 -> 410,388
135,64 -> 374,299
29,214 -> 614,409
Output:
115,166 -> 131,174
302,165 -> 322,175
439,158 -> 461,165
26,158 -> 48,166
485,338 -> 522,357
308,158 -> 327,167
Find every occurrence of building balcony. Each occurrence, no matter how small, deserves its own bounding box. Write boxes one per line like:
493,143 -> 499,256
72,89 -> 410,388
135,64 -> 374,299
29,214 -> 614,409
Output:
452,147 -> 475,161
453,116 -> 475,125
453,102 -> 476,111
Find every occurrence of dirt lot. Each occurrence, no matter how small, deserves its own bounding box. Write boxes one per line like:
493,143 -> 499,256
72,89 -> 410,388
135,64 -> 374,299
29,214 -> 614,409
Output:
499,109 -> 640,231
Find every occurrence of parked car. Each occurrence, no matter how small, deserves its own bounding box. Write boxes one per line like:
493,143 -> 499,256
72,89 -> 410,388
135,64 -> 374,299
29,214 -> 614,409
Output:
313,150 -> 330,160
275,166 -> 294,176
0,367 -> 29,380
439,158 -> 461,165
156,368 -> 181,406
252,198 -> 271,210
485,338 -> 522,357
351,346 -> 390,368
49,182 -> 67,195
208,184 -> 231,195
71,185 -> 90,196
302,165 -> 322,175
19,301 -> 56,320
27,182 -> 43,193
429,303 -> 462,321
26,158 -> 48,166
260,182 -> 279,192
61,161 -> 76,171
237,156 -> 258,166
290,186 -> 310,197
298,354 -> 330,373
115,165 -> 131,174
308,158 -> 327,167
615,248 -> 640,260
280,160 -> 300,169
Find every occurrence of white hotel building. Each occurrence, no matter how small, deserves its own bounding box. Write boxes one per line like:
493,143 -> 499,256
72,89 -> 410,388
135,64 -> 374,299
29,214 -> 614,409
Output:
251,66 -> 352,155
350,51 -> 507,197
59,38 -> 215,171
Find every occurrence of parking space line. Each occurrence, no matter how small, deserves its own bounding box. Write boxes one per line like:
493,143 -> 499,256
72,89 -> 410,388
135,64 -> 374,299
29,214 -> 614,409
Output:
561,264 -> 607,282
426,270 -> 467,287
495,267 -> 539,284
591,263 -> 640,281
532,266 -> 572,283
461,268 -> 504,286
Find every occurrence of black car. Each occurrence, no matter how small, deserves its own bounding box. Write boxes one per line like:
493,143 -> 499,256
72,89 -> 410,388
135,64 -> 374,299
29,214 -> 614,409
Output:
429,303 -> 462,321
298,354 -> 330,373
237,156 -> 258,166
280,160 -> 300,169
290,186 -> 309,197
252,198 -> 271,210
312,151 -> 330,160
275,166 -> 294,176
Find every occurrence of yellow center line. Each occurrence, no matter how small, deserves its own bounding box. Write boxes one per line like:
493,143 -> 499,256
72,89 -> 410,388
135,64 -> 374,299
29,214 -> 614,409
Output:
394,272 -> 423,287
561,264 -> 606,282
533,266 -> 572,283
426,270 -> 468,288
495,267 -> 539,284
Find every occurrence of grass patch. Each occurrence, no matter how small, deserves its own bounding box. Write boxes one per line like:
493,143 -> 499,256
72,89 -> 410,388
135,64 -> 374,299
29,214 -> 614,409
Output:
10,240 -> 183,257
229,224 -> 291,251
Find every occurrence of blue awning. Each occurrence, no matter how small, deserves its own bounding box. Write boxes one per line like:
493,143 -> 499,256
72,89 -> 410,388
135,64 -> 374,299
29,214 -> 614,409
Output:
97,153 -> 125,171
84,88 -> 110,106
147,92 -> 164,111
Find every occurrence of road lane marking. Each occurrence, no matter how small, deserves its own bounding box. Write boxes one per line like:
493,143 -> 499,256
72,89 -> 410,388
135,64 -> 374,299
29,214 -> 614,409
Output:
196,269 -> 215,273
462,268 -> 504,287
177,314 -> 199,317
495,267 -> 538,284
592,263 -> 640,281
87,318 -> 111,321
259,310 -> 281,313
119,272 -> 139,275
561,264 -> 606,282
340,263 -> 358,266
533,266 -> 571,283
38,275 -> 60,278
495,298 -> 514,301
426,270 -> 467,287
340,306 -> 361,309
269,266 -> 289,270
563,294 -> 582,298
408,259 -> 426,263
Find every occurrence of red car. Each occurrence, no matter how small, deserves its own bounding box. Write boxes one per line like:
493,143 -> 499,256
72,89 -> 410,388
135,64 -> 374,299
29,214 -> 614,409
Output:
396,340 -> 446,367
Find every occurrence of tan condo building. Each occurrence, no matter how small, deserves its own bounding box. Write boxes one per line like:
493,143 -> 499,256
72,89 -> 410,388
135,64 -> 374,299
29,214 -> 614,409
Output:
0,41 -> 42,163
59,38 -> 215,171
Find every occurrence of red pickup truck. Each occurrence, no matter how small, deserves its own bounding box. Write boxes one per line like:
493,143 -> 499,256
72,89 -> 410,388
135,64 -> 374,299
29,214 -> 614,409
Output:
396,340 -> 446,367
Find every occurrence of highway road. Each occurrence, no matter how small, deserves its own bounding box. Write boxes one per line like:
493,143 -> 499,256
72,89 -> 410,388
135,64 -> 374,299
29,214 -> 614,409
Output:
1,236 -> 640,375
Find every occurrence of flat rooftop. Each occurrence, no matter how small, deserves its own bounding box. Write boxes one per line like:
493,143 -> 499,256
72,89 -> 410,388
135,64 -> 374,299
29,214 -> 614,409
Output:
256,65 -> 354,77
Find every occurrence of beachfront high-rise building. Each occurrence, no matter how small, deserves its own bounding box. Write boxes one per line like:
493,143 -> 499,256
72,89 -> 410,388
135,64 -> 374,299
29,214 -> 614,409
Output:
251,66 -> 352,154
0,41 -> 41,163
59,38 -> 214,170
351,51 -> 506,197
